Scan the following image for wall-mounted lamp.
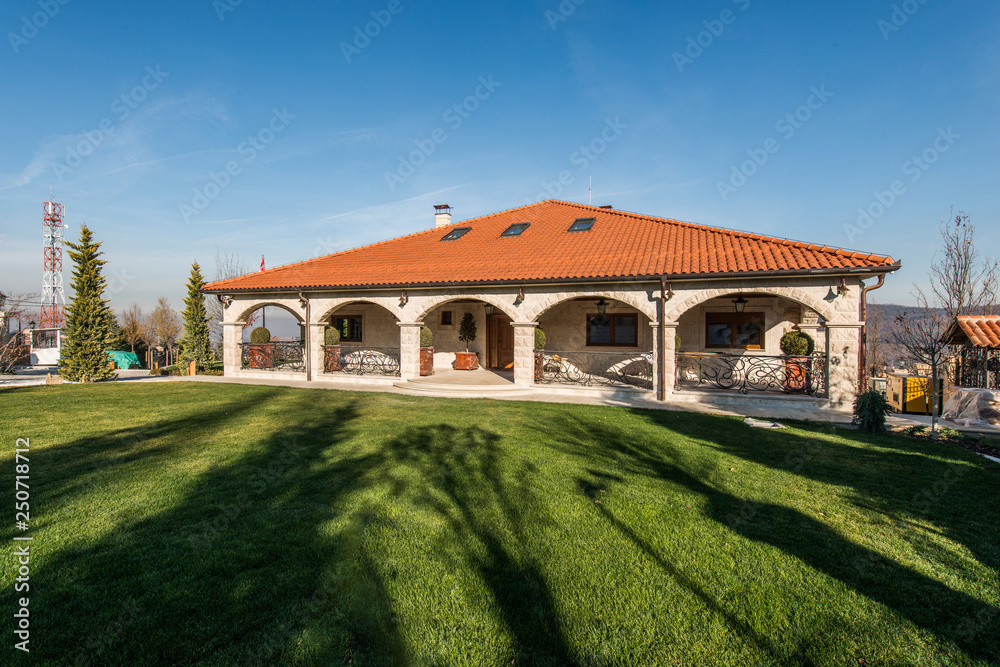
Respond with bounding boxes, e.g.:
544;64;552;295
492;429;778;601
596;298;608;317
28;320;36;330
732;296;748;314
298;292;307;309
484;303;494;316
516;287;526;304
837;278;849;296
218;295;233;309
667;284;675;300
399;290;408;306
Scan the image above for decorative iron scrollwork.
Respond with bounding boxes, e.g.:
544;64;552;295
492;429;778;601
324;346;401;377
676;353;827;395
536;350;653;389
239;342;305;373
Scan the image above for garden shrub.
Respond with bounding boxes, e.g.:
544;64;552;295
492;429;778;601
853;390;890;433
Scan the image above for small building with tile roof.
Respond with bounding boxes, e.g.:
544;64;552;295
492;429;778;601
203;200;900;409
943;315;1000;390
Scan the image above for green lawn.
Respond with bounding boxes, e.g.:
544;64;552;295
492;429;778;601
1;383;998;666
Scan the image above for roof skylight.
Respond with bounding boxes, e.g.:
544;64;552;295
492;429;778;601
441;227;472;241
501;222;530;237
568;217;595;232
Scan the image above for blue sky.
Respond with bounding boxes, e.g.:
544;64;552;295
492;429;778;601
1;0;997;317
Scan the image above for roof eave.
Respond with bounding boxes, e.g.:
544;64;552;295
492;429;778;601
202;263;902;295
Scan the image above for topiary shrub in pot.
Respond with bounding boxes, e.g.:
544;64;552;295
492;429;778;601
324;326;342;372
419;326;434;376
455;312;479;370
247;326;273;368
533;328;547;382
780;330;815;393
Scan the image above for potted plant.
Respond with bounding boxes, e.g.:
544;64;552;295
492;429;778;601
533;327;547;382
420;326;434;376
324;326;342;372
780;330;815;393
247;326;272;369
455;312;479;370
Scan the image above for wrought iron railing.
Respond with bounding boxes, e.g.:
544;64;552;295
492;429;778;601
535;350;653;389
675;353;827;396
324;346;400;377
239;342;305;373
955;344;1000;390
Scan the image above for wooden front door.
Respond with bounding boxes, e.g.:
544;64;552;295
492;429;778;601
488;315;515;370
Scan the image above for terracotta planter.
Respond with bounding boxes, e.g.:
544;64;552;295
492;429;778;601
324;346;342;372
247;344;274;369
420;347;434;376
534;351;544;382
455;351;480;371
784;356;809;393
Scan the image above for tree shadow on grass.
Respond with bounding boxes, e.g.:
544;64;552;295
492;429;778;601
382;424;575;666
2;390;411;665
547;410;1000;663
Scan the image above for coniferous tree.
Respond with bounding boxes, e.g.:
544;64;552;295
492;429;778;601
178;262;214;370
60;225;115;382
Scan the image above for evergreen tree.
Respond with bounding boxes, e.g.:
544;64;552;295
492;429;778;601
60;225;115;382
106;312;128;351
178;262;214;370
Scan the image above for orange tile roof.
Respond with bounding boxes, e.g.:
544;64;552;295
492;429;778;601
945;315;1000;348
203;200;900;293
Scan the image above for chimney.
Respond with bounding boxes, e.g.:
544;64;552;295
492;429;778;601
434;204;453;228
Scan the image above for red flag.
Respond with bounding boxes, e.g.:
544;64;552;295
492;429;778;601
260;255;265;272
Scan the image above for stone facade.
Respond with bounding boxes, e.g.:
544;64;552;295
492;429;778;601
219;276;865;410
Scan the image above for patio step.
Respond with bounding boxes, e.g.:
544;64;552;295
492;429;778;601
392;380;532;399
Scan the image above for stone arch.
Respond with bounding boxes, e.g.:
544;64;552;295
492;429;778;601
664;286;838;324
314;299;401;325
414;295;519;322
524;290;657;322
234;300;306;325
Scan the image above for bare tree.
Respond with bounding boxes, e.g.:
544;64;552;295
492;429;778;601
1;292;41;331
206;248;255;341
892;210;997;439
930;211;998;320
149;297;181;366
119;303;145;353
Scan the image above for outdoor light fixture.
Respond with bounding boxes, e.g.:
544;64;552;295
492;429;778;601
667;284;675;300
596;298;608;317
837;278;849;296
516;287;526;304
298;292;307;309
484;303;494;316
732;296;748;314
28;320;36;330
399;290;408;306
219;295;233;309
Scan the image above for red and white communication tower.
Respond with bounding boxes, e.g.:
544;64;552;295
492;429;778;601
40;198;67;329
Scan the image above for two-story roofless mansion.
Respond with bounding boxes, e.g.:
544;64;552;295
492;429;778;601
203;200;900;411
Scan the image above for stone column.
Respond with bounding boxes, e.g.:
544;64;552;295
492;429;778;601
308;323;326;380
398;322;423;380
652;321;679;399
222;322;244;375
512;322;539;387
825;322;864;409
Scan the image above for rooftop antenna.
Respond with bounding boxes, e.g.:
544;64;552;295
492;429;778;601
589;177;592;206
